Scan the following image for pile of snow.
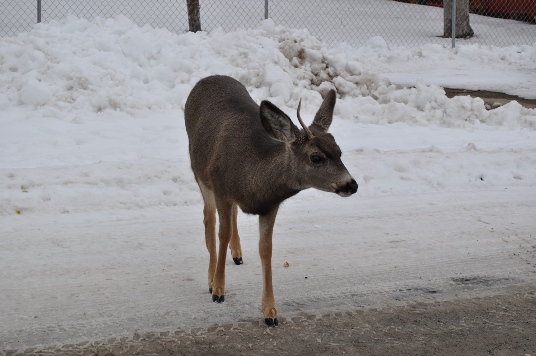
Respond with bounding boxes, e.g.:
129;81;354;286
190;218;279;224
1;16;536;217
1;16;535;124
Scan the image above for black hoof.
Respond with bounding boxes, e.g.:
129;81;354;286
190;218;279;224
233;257;243;265
264;318;278;327
212;294;224;303
209;288;212;294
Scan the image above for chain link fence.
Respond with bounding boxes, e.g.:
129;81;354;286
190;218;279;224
1;0;535;47
1;1;37;37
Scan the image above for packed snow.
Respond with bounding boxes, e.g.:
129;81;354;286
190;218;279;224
1;14;535;351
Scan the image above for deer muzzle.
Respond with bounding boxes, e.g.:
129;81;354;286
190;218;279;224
335;178;358;197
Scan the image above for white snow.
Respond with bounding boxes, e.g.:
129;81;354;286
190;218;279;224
1;13;535;351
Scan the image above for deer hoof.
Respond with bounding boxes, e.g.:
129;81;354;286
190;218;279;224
264;318;278;327
212;294;225;303
209;288;212;294
233;257;243;265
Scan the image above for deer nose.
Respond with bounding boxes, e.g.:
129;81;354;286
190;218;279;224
336;178;358;197
346;179;358;194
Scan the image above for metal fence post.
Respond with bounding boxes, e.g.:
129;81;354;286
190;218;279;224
37;0;42;23
451;0;456;48
265;0;269;19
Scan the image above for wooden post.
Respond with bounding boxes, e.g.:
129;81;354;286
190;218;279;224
186;0;201;32
444;0;474;41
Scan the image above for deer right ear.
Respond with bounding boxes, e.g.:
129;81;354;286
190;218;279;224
312;89;336;132
260;101;300;143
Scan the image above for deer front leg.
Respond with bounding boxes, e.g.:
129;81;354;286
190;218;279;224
212;199;233;303
203;205;217;293
198;181;217;293
259;206;279;327
229;204;243;265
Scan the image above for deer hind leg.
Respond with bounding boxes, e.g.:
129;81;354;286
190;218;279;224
229;204;243;265
259;205;279;327
198;181;217;294
211;198;233;303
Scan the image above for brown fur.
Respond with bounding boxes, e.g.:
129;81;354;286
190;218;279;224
184;75;357;326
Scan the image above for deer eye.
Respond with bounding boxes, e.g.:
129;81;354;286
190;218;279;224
310;153;325;164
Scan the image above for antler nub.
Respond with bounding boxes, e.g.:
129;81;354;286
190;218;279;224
297;99;314;140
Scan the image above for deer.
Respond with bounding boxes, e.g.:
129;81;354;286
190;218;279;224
184;75;358;327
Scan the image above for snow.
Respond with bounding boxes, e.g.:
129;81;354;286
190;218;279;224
1;13;536;351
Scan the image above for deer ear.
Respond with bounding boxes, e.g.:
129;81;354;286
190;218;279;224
311;89;336;132
260;101;300;143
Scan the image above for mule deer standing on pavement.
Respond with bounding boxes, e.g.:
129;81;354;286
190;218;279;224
184;75;358;326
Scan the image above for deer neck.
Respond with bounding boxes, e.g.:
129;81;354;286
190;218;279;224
237;143;302;215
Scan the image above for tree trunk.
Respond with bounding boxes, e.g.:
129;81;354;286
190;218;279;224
443;0;474;38
186;0;201;32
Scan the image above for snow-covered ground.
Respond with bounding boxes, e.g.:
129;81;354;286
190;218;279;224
1;14;536;351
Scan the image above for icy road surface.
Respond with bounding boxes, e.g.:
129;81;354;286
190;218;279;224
2;188;535;349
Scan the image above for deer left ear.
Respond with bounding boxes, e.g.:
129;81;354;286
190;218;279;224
260;101;301;143
311;89;336;132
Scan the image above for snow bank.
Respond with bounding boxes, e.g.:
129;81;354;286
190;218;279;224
1;16;535;127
